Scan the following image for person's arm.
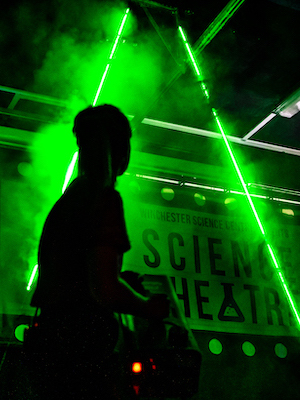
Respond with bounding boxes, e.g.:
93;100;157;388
88;245;169;319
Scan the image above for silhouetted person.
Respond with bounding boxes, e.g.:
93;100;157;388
26;105;169;399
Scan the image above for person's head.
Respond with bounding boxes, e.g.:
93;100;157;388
73;104;132;185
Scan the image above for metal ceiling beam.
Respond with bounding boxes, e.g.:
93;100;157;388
0;85;68;109
242;113;277;140
242;87;300;140
0;107;56;124
1;86;299;157
141;117;300;156
131;0;246;124
0;125;35;150
194;0;246;56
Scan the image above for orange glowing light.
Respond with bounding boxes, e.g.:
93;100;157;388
132;362;143;374
133;385;140;395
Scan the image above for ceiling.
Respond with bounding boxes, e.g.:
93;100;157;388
0;0;300;194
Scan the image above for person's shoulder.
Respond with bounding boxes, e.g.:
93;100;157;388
106;186;121;197
64;176;88;193
64;180;123;210
48;177;90;217
101;186;122;206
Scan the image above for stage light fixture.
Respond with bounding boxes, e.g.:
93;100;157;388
276;87;300;118
194;193;206;206
161;187;175;201
127;348;201;398
243;88;300;140
281;209;294;216
132;362;143;374
224;197;237;210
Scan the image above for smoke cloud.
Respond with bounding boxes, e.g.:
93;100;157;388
0;0;210;316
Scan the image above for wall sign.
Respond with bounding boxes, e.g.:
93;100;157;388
123;201;300;337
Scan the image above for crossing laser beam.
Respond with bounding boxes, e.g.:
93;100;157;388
92;8;130;106
26;9;130;292
178;26;210;101
26;264;38;291
62;151;79;193
178;25;300;329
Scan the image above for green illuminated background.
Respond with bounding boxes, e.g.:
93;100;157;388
1;1;300;398
0;0;299;332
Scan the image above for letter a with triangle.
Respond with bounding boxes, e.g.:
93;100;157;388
218;283;245;322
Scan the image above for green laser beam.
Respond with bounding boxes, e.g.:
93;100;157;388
62;151;79;193
178;27;201;77
93;65;110;108
135;2;242;123
194;0;246;56
212;108;266;235
26;264;38;291
212;108;300;327
26;151;79;291
178;27;210;101
26;9;130;292
267;244;300;325
178;25;300;329
92;8;130;107
109;8;130;59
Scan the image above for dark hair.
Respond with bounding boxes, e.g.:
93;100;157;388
73;104;132;184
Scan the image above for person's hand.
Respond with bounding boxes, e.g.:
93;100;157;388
145;294;170;319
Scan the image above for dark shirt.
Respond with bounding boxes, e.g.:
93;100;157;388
30;176;131;309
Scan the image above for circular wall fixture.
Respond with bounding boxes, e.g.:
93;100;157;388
194;193;206;206
274;343;287;359
161;187;175;201
208;338;223;355
242;341;256;357
15;324;29;342
18;162;33;177
224;197;237;210
129;180;141;194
